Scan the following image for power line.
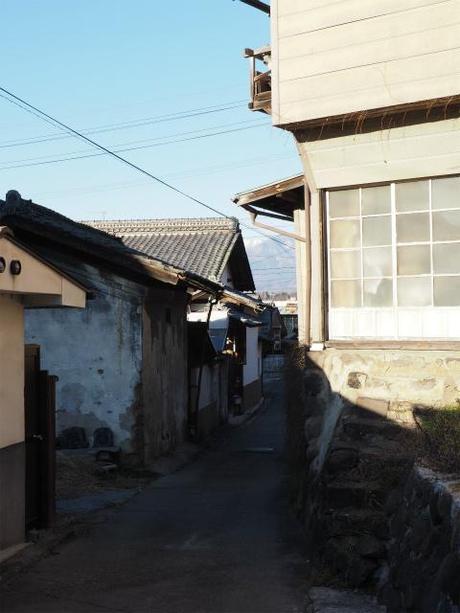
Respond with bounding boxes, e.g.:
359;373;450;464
0;100;247;150
0;86;295;251
0;119;268;170
31;152;297;199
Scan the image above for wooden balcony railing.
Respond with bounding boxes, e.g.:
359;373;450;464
244;46;271;114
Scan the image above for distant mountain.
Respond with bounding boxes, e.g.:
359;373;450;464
244;236;297;293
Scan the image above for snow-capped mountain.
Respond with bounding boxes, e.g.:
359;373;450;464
244;236;297;293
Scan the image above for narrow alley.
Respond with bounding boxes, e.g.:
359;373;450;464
1;377;309;613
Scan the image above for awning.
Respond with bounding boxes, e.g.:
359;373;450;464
228;309;262;328
232;174;304;222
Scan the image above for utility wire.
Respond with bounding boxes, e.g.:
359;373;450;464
0;87;295;251
0;100;246;150
0;119;267;170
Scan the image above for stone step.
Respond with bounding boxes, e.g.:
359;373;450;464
323;508;389;540
325;442;414;477
306;587;386;612
325;480;387;509
323;535;386;587
342;417;403;441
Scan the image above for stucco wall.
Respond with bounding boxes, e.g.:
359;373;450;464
25;263;144;452
0;296;24;450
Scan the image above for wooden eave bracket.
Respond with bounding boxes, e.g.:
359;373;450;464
249;211;306;243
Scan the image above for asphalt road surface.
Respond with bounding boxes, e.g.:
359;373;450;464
1;377;308;613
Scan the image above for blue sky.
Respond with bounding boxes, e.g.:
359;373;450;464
0;0;299;289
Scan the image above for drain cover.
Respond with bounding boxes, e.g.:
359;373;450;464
243;447;275;453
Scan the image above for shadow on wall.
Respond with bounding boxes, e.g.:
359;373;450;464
284;346;460;611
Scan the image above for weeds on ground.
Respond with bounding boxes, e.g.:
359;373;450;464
415;402;460;473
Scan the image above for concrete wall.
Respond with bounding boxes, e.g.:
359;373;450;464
25;263;144;453
271;0;460;126
142;286;188;465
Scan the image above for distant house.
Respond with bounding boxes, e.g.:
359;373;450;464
259;305;284;353
274;300;298;340
88;218;265;416
0;221;86;558
0;192;220;467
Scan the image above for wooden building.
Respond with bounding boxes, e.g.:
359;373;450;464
0;221;86;559
236;1;460;413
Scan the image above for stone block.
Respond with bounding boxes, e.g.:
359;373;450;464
356;397;389;418
347;371;368;389
325;448;360;474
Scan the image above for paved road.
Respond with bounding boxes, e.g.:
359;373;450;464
1;378;308;613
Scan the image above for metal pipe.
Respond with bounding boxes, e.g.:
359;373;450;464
237;0;270;15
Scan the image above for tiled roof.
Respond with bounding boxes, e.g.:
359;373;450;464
86;217;255;290
0;192;220;292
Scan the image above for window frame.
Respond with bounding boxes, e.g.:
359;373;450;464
324;174;460;341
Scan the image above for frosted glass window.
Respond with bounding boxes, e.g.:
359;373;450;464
396;213;430;243
329;190;359;218
364;279;392;307
362;186;390;215
395;180;429;212
327;177;460;340
363;247;392;278
432;176;460;210
331;280;361;307
398;277;431;306
434;276;460;306
397;245;431;276
330;219;360;248
433;211;460;242
433;243;460;274
362;216;391;246
330;250;360;279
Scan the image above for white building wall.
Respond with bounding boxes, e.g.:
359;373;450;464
243;326;260;386
298;117;460;190
271;0;460;127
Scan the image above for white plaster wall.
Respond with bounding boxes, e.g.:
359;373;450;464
24;264;143;450
243;327;260;386
0;296;24;449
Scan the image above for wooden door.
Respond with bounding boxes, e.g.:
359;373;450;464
24;345;56;530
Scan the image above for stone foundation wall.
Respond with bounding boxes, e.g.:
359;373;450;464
286;345;460;594
381;467;460;612
309;348;460;426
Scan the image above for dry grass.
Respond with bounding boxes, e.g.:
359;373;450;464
56;452;153;499
416;403;460;473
